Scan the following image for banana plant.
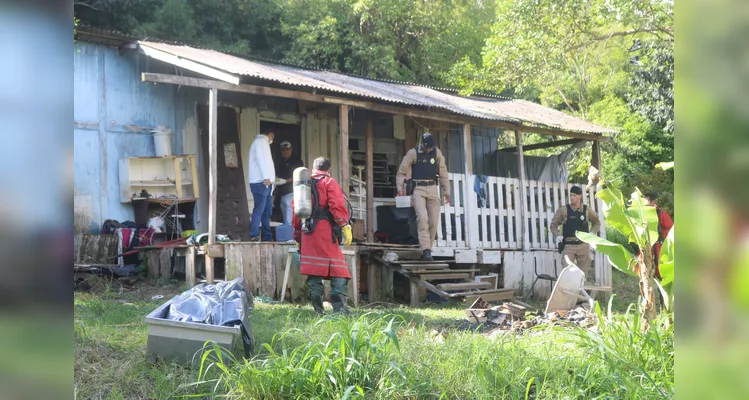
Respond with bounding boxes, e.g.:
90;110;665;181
576;179;674;332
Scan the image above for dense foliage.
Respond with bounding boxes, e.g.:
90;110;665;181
76;0;673;195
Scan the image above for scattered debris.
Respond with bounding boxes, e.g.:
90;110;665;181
461;297;597;337
151;295;164;301
383;252;399;263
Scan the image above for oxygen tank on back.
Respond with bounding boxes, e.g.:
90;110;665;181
293;167;313;219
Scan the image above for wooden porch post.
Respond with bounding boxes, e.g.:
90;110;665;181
206;88;218;283
463;124;479;249
514;130;528;251
365;119;374;243
339;105;350;195
591;140;601;172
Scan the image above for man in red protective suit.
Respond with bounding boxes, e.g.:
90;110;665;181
293;157;353;315
644;191;674;279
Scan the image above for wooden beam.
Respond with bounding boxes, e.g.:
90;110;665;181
365;119;374;243
515;130;528;251
500;138;585;152
141;73;613;141
139;45;240;85
463;123;479;249
339;105;350;196
591;140;601;171
206;88;218;284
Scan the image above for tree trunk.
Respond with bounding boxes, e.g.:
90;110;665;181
637;243;658;332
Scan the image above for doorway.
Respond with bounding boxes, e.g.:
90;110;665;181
263;120;302;224
197;105;251;241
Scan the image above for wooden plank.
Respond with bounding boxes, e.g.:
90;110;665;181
206;88;218;284
455;175;464;246
497;178;508;248
159;249;172;278
185;246;196;287
174;157;183;199
410;280;420;307
477;250;502;264
499;138;585;152
390;259;455;264
394;270;450;298
436;281;492;291
410;268;479;274
592;140;601;171
147;251;161;278
190;154;200;199
515;131;527;251
465;291;515;303
398;263;451;269
142;74;613;141
365;120;374;243
204;244;224;258
339;105;350;193
366;255;381;302
455;249;477;263
542;181;552;249
447;288;515;298
528;180;538;248
417;273;470;280
139;46;241;85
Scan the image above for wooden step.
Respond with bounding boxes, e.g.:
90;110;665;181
391;260;455;264
410;268;479;274
466;291;515;303
446;288;515;298
436;281;492;291
399;263;450;269
417;273;471;280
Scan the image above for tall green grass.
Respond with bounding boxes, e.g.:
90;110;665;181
185;300;674;399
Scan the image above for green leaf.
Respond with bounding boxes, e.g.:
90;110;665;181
658;225;675;286
576;231;636;275
658;261;674;286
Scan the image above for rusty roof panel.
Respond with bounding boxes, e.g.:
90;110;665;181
138;41;614;135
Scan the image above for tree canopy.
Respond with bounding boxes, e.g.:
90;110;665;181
75;0;673;201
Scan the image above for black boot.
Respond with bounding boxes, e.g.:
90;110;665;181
331;294;351;316
421;249;433;261
311;295;325;316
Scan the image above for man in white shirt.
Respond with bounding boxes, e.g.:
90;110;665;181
248;128;276;241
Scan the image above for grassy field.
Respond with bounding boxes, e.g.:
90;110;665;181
74;273;671;399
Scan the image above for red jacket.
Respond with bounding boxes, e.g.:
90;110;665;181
653;204;674;278
292;171;351;279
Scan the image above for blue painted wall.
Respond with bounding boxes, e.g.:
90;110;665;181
74;41;201;232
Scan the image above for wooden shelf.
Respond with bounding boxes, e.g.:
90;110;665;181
120;155;199;203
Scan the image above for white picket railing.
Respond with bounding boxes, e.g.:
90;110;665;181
437;174;607;250
435;173;467;247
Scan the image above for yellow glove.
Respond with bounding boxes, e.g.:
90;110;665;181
342;225;352;246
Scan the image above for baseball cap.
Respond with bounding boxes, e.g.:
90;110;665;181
421;132;435;147
280;141;292;149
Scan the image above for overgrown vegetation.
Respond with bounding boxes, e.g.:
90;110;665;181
75;281;672;399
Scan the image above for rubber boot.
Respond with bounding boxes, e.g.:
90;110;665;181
331;294;351;316
421;249;433;261
311;295;325;316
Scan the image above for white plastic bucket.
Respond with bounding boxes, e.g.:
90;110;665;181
395;195;411;208
152;129;172;156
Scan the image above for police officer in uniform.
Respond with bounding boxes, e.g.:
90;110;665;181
550;185;601;279
396;132;450;261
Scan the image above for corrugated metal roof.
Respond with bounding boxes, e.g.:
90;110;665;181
138;40;615;135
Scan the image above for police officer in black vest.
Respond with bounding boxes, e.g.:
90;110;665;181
550;185;601;279
396;132;451;261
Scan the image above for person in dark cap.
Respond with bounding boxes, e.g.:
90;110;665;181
275;141;304;225
550;185;601;280
396;132;450;261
